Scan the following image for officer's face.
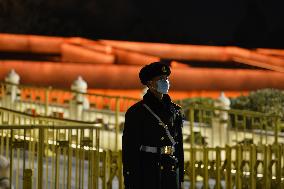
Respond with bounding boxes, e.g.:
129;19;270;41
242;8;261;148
147;75;169;90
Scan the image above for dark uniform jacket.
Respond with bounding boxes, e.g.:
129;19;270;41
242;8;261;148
122;90;184;189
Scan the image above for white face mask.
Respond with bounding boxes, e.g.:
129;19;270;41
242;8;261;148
156;79;170;94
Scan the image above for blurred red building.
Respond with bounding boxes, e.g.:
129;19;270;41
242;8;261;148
1;33;284;99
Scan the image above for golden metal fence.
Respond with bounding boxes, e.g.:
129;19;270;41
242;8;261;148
185;144;284;189
0;82;138;151
2;82;284;150
0;82;138;115
186;104;283;148
0;107;102;189
2;82;284;189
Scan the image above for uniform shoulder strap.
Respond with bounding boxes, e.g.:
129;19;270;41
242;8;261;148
143;104;163;123
142;104;176;146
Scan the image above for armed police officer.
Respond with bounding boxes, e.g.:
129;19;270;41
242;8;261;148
122;62;184;189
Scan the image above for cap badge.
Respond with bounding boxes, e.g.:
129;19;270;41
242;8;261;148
162;66;167;73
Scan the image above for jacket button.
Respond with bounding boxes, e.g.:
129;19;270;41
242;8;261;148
160;166;164;170
160;137;164;140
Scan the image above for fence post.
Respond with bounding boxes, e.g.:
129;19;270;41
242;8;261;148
263;145;271;189
37;127;44;189
216;147;221;189
118;150;123;189
189;106;195;148
190;147;196;189
276;144;282;188
9;129;14;189
23;169;33;189
67;130;72;189
225;145;232;189
250;144;256;189
115;97;120;151
189;106;196;189
203;147;209;189
93;128;100;189
101;151;107;189
236;145;242;189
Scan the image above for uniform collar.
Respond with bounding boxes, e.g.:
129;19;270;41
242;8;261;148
143;90;173;112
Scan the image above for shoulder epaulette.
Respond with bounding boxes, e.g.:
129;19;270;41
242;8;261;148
172;102;182;110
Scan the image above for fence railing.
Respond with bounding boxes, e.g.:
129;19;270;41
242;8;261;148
0;106;102;189
0;82;138;151
0;82;138;114
184;144;284;189
1;84;284;188
185;104;283;148
2;82;284;149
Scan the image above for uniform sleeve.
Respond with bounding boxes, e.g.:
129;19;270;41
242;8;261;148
176;110;184;182
122;108;142;189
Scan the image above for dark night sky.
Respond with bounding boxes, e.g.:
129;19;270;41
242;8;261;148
1;0;284;48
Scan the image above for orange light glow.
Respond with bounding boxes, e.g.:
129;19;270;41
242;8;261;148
0;33;284;100
61;43;115;64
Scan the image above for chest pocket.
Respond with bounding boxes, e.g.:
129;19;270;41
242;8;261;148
142;104;177;147
141;115;165;144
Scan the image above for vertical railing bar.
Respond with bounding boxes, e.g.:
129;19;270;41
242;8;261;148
276;144;281;188
263;145;269;189
63;145;67;188
16;147;20;189
190;147;196;189
38;125;44;189
216;147;221;189
9;129;14;189
203;147;209;189
118;150;123;189
236;145;242;189
67;129;72;189
76;129;79;189
82;139;85;189
55;129;60;189
50;125;55;188
226;145;232;189
250;144;256;189
94;128;100;189
88;129;93;189
45;126;49;189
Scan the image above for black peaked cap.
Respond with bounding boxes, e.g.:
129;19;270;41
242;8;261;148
139;62;171;85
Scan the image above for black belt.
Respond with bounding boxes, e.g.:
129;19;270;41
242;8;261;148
140;145;175;155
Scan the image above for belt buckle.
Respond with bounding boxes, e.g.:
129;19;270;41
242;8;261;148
162;146;173;155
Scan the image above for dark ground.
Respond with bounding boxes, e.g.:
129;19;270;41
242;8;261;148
0;0;284;48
